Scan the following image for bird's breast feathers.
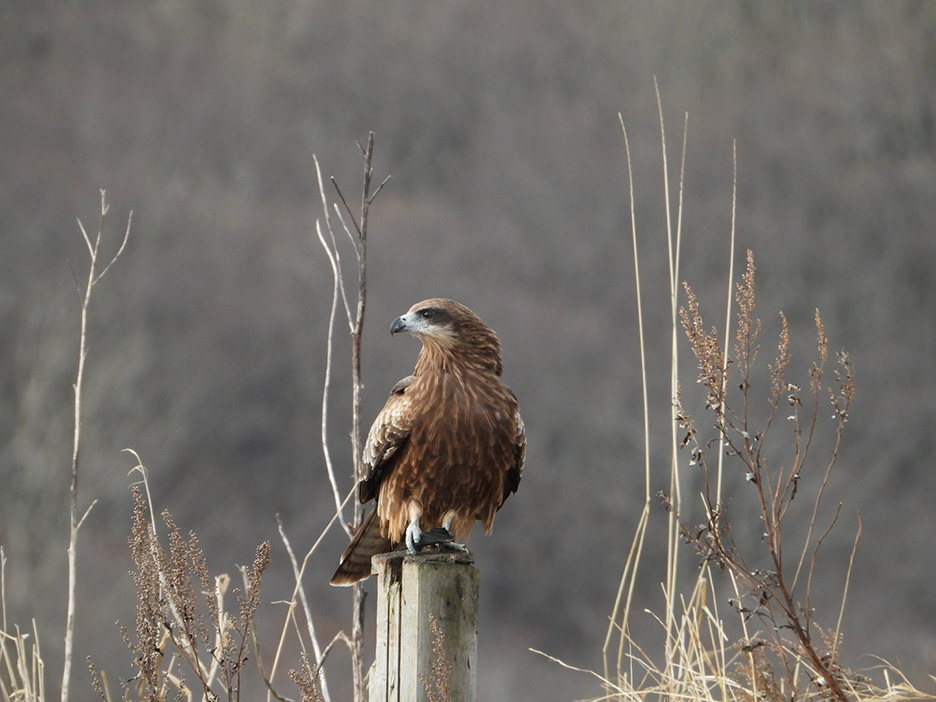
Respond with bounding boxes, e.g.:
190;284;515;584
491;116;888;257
367;369;521;543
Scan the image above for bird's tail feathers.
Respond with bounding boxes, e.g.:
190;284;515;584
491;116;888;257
329;509;392;586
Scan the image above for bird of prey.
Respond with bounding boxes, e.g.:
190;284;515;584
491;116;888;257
330;298;525;586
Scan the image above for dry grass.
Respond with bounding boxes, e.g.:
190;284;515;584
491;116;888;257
1;548;45;702
288;653;326;702
88;462;271;702
588;96;933;702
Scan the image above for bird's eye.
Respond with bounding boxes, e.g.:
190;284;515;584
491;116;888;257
419;309;435;320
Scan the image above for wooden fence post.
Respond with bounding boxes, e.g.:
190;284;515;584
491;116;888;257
368;549;478;702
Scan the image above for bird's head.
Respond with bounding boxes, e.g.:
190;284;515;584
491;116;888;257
391;298;502;372
391;299;471;345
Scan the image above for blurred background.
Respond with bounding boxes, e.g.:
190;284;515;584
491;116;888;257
2;2;934;699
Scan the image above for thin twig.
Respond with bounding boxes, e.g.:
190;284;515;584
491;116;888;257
63;190;131;702
314;156;352;327
833;473;860;654
715;141;737;508
314;217;353;537
347;132;379;702
292;136;386;702
273;515;338;702
265;488;353;702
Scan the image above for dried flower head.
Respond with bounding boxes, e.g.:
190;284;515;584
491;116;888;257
734;249;762;376
769;311;791;402
680;282;726;409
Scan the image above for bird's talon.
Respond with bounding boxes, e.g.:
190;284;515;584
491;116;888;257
405;517;423;554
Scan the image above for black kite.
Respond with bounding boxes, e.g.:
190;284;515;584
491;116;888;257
330;298;525;586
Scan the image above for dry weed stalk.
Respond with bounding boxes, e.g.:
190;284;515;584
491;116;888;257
288;653;325;702
603;83;696;697
675;250;857;700
602;111;655;691
589;101;930;702
103;468;270;702
1;548;46;702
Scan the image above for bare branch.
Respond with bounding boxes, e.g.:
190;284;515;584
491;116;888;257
274;517;332;702
74;499;98;531
266;487;353;702
314;156;353;329
330;178;360;240
94;210;133;285
370;174;391;204
834;513;862;660
346;132;379;702
63;191;131;702
77;217;94;260
332;203;360;268
313;218;352;536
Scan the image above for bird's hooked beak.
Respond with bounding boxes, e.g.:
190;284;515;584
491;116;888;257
390;315;409;335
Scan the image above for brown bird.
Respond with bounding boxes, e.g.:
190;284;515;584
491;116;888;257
330;298;525;586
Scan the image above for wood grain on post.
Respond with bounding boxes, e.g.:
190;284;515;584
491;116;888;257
368;549;478;702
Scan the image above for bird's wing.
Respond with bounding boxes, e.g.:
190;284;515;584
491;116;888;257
358;375;416;503
330;376;417;586
503;399;525;505
490;384;525;507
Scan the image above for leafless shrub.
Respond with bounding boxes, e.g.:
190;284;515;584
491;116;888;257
100;471;270;702
557;99;930;702
264;134;389;702
675;250;856;700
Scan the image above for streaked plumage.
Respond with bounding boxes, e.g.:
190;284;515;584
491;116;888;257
330;298;525;586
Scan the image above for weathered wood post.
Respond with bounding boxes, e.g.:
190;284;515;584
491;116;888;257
368;550;479;702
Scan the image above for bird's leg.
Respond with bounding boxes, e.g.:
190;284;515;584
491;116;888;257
405;513;423;554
